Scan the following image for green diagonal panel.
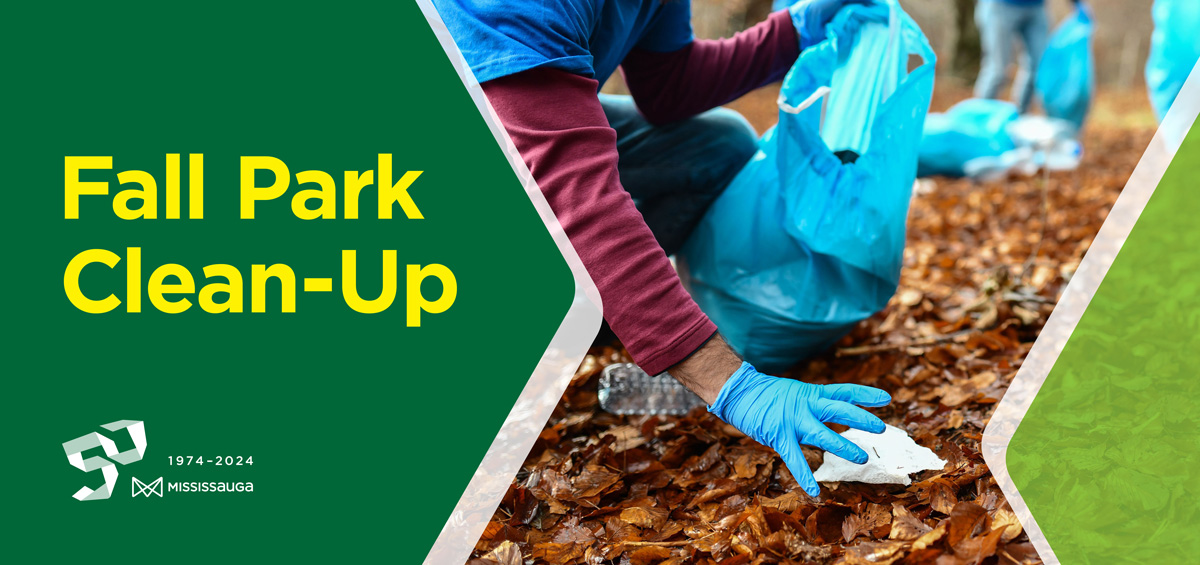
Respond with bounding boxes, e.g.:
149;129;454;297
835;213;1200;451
1006;117;1200;561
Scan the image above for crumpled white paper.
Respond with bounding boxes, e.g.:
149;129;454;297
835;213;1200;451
813;424;945;486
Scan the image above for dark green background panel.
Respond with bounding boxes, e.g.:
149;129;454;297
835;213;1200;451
1;2;574;562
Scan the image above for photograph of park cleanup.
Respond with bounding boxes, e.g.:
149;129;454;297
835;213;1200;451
444;0;1196;563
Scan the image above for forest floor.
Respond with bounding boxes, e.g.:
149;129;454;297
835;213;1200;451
469;84;1157;565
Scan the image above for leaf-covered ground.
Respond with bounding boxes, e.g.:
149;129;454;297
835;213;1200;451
469;106;1154;565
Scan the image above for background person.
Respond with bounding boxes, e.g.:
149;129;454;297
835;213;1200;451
974;0;1050;113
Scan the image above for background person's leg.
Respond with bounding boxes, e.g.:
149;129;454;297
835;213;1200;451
1012;4;1050;114
599;94;758;256
974;1;1017;101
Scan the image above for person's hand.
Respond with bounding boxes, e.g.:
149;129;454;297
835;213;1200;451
788;0;876;50
707;361;891;496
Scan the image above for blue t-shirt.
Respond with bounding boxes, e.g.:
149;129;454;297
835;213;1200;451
432;0;694;86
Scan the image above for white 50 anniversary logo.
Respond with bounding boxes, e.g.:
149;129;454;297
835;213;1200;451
61;420;147;501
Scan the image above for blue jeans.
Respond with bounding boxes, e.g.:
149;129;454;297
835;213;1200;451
599;94;759;255
974;1;1049;114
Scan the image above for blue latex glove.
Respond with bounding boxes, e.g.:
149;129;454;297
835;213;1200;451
789;0;876;50
708;362;891;496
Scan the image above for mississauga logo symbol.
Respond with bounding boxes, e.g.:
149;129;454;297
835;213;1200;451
132;476;163;497
129;476;254;497
61;420;147;501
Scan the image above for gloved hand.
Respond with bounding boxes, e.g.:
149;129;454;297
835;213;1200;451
708;361;891;496
789;0;877;50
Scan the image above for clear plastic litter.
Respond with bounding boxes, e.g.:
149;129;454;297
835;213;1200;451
919;102;1083;180
963;115;1083;181
597;363;706;416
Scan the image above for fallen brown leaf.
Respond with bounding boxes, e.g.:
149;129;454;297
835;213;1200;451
890;503;933;541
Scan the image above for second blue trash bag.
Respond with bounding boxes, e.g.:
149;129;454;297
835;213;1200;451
680;1;935;373
1036;4;1093;131
917;99;1019;178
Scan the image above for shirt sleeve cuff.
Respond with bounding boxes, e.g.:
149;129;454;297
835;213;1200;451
635;317;719;376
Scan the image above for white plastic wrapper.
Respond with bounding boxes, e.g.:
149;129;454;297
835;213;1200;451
813;424;945;486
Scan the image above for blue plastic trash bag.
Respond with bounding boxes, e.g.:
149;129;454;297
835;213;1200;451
680;1;935;373
1036;4;1093;131
917;98;1018;178
1147;0;1200;121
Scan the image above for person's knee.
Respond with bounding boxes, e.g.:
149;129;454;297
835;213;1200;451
693;108;759;184
599;94;643;133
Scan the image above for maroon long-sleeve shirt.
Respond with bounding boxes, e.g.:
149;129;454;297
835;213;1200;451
483;11;800;375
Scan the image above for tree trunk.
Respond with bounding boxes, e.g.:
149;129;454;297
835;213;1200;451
952;0;982;80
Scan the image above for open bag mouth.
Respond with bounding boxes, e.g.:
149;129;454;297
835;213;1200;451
776;0;936;163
